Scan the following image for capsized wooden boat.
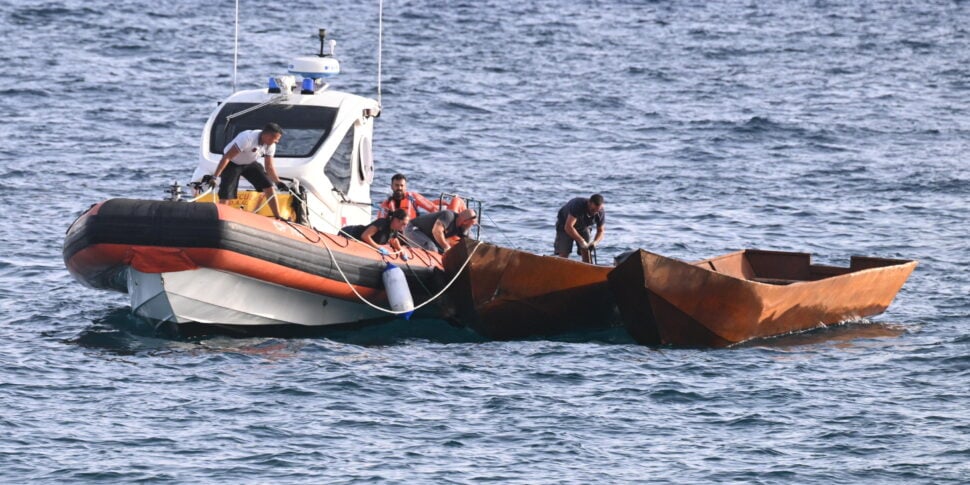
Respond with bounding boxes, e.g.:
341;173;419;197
441;240;618;339
608;249;917;347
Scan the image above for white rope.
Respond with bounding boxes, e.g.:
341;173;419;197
209;185;481;260
194;186;284;219
194;185;483;315
194;186;277;213
252;191;277;213
377;0;383;106
319;236;483;315
188;185;214;202
284;187;413;257
272;189;486;315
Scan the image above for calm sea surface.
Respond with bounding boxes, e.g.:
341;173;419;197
2;0;969;482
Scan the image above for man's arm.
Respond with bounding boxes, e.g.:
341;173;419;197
264;155;282;184
431;220;450;251
213;145;241;178
564;214;588;248
411;192;438;213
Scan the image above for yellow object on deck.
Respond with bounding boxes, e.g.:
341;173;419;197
194;190;295;220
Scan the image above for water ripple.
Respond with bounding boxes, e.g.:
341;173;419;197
2;0;969;482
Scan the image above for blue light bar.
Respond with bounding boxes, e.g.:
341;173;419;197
301;78;314;94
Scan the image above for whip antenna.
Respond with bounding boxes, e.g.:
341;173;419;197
232;0;239;93
377;0;384;106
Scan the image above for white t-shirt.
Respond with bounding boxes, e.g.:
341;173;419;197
224;130;277;165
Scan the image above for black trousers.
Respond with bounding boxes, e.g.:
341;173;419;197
218;162;272;200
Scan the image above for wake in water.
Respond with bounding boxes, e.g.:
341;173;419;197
70;307;908;354
69;307;492;352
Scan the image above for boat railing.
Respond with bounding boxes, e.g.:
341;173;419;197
438;192;484;240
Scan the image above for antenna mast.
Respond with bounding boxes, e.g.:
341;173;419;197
377;0;384;106
232;0;240;93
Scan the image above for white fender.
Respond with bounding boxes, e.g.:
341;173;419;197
382;263;414;319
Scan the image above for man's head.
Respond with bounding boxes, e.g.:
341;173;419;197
389;209;409;231
391;173;408;201
587;193;605;214
260;122;284;145
457;209;478;229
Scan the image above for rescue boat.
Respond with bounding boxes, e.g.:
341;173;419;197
63;32;452;335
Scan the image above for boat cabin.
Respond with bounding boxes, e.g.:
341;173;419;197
191;35;380;234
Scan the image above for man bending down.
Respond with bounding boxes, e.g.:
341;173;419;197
204;123;286;219
554;194;605;263
403;209;477;253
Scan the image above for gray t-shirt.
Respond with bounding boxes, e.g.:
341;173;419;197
410;210;468;239
556;197;605;231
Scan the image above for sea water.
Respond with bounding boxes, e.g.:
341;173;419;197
1;0;968;482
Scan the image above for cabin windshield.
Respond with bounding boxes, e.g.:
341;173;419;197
209;103;339;158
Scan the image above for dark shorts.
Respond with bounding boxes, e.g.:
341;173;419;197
554;226;591;256
218;162;272;200
403;224;440;252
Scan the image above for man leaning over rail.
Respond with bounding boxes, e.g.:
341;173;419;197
202;122;286;220
403;209;477;253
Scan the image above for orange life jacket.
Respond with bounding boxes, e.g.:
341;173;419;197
381;194;418;219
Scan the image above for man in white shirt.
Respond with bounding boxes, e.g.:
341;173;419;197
204;123;286;219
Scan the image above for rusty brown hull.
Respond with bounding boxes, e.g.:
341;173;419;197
442;240;617;339
608;249;917;347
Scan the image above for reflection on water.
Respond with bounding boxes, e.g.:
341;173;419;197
735;320;911;350
71;307;910;354
68;307;181;356
68;307;489;355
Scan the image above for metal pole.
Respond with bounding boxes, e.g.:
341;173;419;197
232;0;239;93
377;0;383;105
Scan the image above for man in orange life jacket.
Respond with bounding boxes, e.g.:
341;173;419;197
377;173;437;219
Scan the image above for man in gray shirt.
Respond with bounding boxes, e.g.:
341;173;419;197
403;209;478;253
555;194;605;262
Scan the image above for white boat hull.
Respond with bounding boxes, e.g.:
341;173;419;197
127;267;387;328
